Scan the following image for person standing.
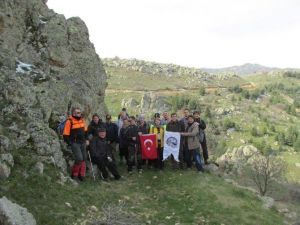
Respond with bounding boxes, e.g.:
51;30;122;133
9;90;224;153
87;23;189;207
126;116;142;173
89;128;121;181
180;108;189;128
105;114;118;160
193;111;209;164
161;111;170;125
181;115;204;172
166;113;185;169
119;119;130;165
137;115;148;135
117;111;128;136
87;113;105;139
149;117;165;170
63;107;89;181
137;115;149;167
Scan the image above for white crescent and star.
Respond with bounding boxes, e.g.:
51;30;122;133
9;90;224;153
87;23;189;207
144;139;153;151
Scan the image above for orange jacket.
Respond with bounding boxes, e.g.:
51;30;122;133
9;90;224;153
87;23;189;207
63;116;87;144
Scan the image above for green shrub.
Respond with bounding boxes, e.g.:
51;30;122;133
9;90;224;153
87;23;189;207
251;127;259;137
199;87;206;96
223;118;236;130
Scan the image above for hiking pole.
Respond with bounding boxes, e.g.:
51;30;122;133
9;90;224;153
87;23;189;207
87;150;96;181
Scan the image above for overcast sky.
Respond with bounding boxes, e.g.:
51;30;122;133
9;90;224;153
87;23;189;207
47;0;300;68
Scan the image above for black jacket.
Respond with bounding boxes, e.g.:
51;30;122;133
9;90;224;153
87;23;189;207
126;124;138;146
90;137;113;159
166;120;185;132
194;118;206;131
119;127;129;148
138;122;148;134
87;121;106;139
105;122;118;143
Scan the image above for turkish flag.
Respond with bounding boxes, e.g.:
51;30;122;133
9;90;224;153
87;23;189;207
139;134;157;159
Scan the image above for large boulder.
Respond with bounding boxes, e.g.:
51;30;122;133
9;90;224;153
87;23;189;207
140;92;171;113
216;145;259;174
0;0;107;176
0;197;36;225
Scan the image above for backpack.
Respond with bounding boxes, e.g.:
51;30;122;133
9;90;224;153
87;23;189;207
199;129;205;143
57;118;72;135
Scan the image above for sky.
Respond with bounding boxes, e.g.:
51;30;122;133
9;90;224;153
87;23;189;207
47;0;300;69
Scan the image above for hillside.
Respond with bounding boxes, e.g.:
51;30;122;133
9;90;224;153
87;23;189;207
0;162;286;225
201;63;278;76
104;58;300;224
1;1;299;225
103;57;255;116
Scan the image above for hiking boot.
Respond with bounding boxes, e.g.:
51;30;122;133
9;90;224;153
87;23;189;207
78;176;85;182
204;160;209;165
114;175;121;180
198;167;205;173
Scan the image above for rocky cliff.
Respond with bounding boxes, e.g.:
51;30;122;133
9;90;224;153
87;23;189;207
0;0;107;178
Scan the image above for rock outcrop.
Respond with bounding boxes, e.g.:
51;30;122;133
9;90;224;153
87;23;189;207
0;0;107;177
216;145;259;174
103;57;239;80
0;197;36;225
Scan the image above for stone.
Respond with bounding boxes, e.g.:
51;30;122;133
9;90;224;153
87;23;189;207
89;205;98;212
0;196;37;225
121;98;139;108
0;136;10;152
33;162;44;175
278;208;290;214
0;163;10;180
0;154;14;167
285;212;297;219
295;163;300;168
204;163;219;173
0;0;107;175
260;196;274;209
216;145;259;173
139;92;171;112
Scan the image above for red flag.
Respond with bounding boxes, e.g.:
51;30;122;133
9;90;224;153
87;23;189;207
140;134;157;159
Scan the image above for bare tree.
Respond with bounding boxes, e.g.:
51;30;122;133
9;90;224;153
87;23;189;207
247;153;286;196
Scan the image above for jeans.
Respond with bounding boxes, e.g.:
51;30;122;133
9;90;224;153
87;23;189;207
127;144;142;171
186;148;203;171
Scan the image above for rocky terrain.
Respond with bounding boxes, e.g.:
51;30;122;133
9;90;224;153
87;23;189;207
202;63;278;76
0;0;299;225
103;57;240;81
0;0;106;180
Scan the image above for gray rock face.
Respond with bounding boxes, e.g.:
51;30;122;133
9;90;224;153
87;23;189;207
140;92;170;113
216;145;259;174
121;98;139;108
0;196;37;225
0;153;14;179
0;162;10;179
33;161;44;174
0;0;107;177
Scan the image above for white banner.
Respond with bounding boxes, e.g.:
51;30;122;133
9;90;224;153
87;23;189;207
163;131;181;162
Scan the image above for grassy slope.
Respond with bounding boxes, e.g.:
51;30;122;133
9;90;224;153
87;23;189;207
106;67;246;91
105;67;300;184
1;67;299;224
0;162;284;225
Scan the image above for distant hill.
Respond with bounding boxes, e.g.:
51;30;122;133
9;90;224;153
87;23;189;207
201;63;279;76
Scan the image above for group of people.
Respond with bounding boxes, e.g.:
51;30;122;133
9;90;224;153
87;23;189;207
62;107;209;182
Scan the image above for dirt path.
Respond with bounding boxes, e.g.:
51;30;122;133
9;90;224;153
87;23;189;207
105;82;257;95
